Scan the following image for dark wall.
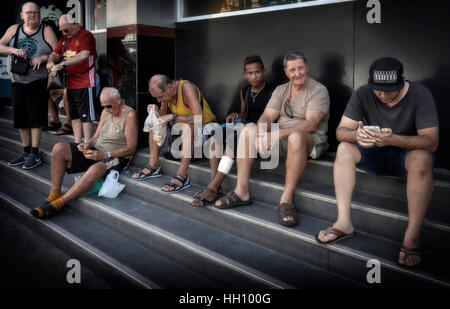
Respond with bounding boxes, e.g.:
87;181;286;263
175;0;450;169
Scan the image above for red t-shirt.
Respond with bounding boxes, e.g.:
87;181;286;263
54;28;97;89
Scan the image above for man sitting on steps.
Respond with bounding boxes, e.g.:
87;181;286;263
315;57;439;269
31;87;138;219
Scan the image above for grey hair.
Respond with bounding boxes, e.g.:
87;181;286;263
149;74;173;91
101;87;121;100
283;51;308;68
22;2;40;13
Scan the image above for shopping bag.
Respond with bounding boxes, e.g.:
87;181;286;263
98;170;125;198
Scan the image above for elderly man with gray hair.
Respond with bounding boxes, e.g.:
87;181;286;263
215;51;330;227
31;87;138;219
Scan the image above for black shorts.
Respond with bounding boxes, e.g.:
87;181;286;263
67;87;97;122
66;142;132;174
11;79;49;129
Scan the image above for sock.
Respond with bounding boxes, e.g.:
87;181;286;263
47;189;62;202
23;146;31;153
31;147;39;155
50;196;66;210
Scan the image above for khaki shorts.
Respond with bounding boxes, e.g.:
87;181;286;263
278;131;328;159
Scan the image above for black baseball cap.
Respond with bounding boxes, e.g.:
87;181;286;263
368;57;405;91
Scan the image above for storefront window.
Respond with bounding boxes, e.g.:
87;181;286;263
180;0;352;21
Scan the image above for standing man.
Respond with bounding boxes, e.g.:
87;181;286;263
215;51;330;227
0;2;58;169
46;14;97;144
316;57;439;268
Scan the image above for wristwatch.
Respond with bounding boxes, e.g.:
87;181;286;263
60;61;66;67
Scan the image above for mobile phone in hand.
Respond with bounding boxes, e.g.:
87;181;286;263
363;126;381;133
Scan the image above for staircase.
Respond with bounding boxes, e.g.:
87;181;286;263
0;105;449;289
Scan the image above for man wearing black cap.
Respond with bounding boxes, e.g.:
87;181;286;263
315;57;439;268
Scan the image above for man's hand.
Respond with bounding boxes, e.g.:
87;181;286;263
50;64;64;76
31;57;44;70
46;61;55;71
77;143;90;153
157;114;173;125
12;48;26;58
356;121;376;148
256;131;271;155
83;150;106;161
368;127;394;148
225;112;238;123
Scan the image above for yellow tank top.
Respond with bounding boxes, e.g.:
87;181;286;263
167;80;216;124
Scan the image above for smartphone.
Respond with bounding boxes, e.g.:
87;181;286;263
363;125;381;133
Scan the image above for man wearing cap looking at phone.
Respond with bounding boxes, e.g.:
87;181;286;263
316;57;439;268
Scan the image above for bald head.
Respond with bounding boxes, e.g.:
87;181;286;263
22;2;39;13
100;87;121;102
149;74;172;92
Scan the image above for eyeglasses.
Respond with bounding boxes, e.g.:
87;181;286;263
24;11;40;15
103;105;113;109
284;99;294;119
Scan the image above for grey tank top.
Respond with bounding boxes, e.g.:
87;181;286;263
8;24;52;84
95;107;133;155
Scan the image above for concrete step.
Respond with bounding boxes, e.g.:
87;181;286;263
131;150;450;252
0;172;216;289
0;148;361;289
1;135;448;288
1;120;449;252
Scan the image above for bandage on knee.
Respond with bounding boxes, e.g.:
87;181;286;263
218;156;234;175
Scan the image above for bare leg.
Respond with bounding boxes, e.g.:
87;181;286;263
71;119;83;143
19;128;31;147
82;121;94;142
63;89;72;124
63;162;107;203
280;131;314;223
215;124;256;206
31;128;42;148
132;131;161;178
50;142;73;191
317;142;359;242
398;150;433;266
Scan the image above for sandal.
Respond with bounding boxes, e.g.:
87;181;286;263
315;226;356;245
398;246;423;268
193;187;223;199
55;123;73;135
191;188;223;208
161;174;191;193
214;191;252;210
279;203;298;227
132;165;162;180
43;121;62;132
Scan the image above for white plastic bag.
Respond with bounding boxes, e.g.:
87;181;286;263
143;106;167;147
98;170;125;199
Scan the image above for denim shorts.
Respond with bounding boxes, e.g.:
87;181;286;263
356;145;410;178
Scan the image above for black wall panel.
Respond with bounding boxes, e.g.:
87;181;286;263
176;1;355;152
176;0;450;167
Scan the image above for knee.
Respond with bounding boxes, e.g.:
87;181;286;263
52;142;69;157
336;142;360;163
406;150;432;174
287;131;308;153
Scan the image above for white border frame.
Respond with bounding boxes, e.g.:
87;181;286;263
177;0;355;23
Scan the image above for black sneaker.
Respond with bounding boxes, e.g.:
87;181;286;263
31;201;58;219
22;153;42;170
8;152;29;166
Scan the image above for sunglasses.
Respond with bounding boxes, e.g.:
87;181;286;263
103;105;113;109
284;99;294;119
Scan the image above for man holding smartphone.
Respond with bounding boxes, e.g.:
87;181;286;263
315;57;439;268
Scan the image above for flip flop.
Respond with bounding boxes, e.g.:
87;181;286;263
214;191;252;210
398;246;423;268
279;203;298;227
315;226;356;245
191;188;223;208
